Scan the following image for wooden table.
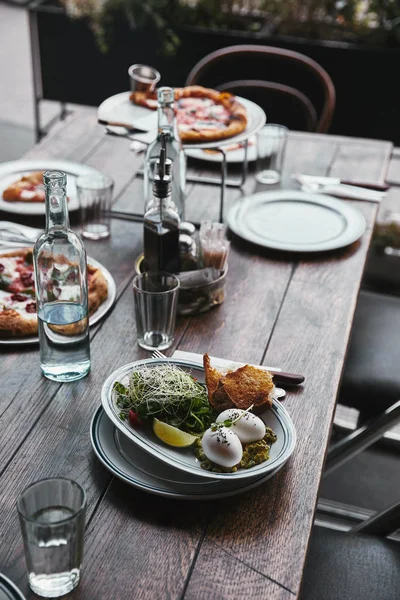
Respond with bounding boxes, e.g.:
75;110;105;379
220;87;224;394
0;108;393;599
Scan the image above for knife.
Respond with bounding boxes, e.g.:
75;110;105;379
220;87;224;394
296;173;389;192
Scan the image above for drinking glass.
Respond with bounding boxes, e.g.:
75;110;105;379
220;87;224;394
256;124;288;184
128;64;161;93
17;477;86;598
133;271;180;350
76;174;114;240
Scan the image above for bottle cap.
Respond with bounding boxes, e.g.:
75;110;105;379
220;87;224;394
158;87;174;106
153;157;172;198
43;170;67;189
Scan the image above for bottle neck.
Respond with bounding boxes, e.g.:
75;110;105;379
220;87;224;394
45;185;70;230
157;104;176;136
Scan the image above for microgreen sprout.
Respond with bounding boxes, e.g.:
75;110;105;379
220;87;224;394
210;404;255;432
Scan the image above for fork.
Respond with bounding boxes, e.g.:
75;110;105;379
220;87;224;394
151;349;168;360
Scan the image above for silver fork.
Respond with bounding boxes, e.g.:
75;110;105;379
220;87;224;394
151;350;168;360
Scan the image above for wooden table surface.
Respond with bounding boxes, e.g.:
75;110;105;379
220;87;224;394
0;108;393;600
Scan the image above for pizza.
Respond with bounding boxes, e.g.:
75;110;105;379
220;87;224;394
130;85;248;144
0;248;108;338
3;172;46;203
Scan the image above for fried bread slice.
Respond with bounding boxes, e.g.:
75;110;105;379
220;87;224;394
220;365;274;414
203;354;274;414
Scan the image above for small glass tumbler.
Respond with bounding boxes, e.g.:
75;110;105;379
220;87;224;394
76;174;114;240
128;64;161;93
17;477;87;598
256;124;288;185
133;271;180;351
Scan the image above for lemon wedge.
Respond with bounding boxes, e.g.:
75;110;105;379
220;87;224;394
153;418;197;448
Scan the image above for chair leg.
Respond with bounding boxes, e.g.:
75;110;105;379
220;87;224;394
324;400;400;477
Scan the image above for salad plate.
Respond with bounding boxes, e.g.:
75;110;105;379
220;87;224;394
0;574;26;600
101;358;296;481
91;407;284;499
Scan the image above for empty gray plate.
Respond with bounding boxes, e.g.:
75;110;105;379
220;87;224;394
227;190;366;252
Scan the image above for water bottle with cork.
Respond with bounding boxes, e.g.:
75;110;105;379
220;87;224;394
33;170;90;382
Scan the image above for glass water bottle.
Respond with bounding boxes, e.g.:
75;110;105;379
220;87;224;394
33;170;91;382
144;86;186;219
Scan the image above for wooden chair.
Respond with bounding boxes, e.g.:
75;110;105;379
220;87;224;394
185;44;336;133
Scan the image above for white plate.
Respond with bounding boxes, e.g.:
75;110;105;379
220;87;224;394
185;136;257;163
0;160;103;216
0;248;116;346
91;406;285;499
101;358;296;481
0;574;26;600
98;92;266;150
227;190;366;253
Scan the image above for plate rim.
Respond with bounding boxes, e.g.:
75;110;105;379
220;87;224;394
0;574;27;600
185;136;257;164
0;247;116;346
91;406;286;500
0;159;103;216
227;190;366;252
100;357;297;481
97;92;266;150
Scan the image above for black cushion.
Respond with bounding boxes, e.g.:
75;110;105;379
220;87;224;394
300;526;400;600
339;291;400;419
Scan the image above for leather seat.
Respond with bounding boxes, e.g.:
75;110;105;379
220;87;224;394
339;290;400;423
300;526;400;600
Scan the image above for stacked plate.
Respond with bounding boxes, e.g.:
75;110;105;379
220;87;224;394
92;358;297;500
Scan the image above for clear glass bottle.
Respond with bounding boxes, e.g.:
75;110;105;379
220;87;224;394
144;86;186;219
143;153;181;274
33;170;90;382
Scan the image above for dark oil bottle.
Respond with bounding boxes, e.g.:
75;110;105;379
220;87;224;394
143;151;181;273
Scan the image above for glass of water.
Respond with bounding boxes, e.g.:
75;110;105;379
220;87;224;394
256;124;288;184
133;271;180;351
76;174;114;240
17;478;86;598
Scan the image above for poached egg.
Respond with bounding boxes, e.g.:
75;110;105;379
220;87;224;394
216;409;266;444
201;426;243;468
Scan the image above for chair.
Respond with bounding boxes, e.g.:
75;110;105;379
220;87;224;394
300;500;400;600
185;44;336;133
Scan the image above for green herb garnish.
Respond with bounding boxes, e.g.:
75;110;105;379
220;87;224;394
113;364;215;434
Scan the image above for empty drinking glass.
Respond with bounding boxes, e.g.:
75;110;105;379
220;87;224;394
17;477;86;598
76;174;114;240
133;271;180;351
256;124;288;184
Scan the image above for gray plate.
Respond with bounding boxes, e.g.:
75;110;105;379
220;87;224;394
0;160;103;216
91;406;287;500
98;92;266;150
0;575;26;600
0;249;116;346
227;190;366;252
101;358;296;481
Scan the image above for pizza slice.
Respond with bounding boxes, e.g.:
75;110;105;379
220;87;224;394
0;249;109;338
130;85;248;144
3;172;46;203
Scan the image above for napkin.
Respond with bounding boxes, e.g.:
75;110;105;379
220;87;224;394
171;350;282;373
0;222;42;246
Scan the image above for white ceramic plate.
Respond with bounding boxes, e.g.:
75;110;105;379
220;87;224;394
185;136;257;163
0;574;26;600
91;406;285;499
0;248;116;346
0;160;103;216
227;190;366;253
98;92;266;150
101;358;296;481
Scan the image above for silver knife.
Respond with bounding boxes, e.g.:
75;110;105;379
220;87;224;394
296;173;389;192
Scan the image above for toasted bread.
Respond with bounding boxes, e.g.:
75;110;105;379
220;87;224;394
203;354;274;414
